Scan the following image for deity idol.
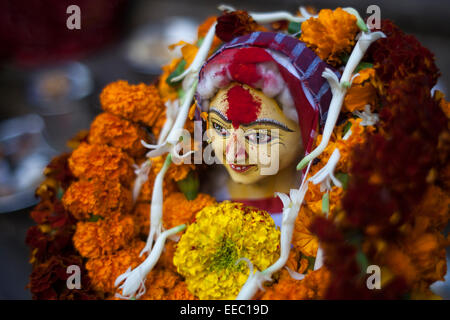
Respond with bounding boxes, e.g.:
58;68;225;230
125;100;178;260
195;32;334;225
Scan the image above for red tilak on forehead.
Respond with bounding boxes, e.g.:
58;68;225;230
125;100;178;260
226;85;261;129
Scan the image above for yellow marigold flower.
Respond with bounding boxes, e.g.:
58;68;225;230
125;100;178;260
100;80;164;127
69;142;134;186
62;179;132;220
173;201;280;300
86;240;145;294
163;192;216;229
259;268;330;300
343;68;378;112
88;112;147;157
300;8;359;66
73;215;135;258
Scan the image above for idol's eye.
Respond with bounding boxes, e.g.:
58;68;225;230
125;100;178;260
212;122;229;137
246;131;272;144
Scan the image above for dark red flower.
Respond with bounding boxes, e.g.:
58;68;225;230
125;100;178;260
28;255;98;300
216;10;261;42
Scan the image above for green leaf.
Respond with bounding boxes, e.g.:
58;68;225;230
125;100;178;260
342;121;352;136
288;21;302;34
321;192;330;214
177;170;199;200
335;172;349;190
355;62;373;73
88;215;103;222
342;81;351;89
303;255;316;271
177;87;186;101
56;187;64;200
340;53;350;64
166;59;186;86
196;37;204;47
356;250;369;276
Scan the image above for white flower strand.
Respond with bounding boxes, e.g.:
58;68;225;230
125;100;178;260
132;160;151;203
236;161;312;300
308;148;341;270
297;30;385;170
170;22;217;83
353;104;379;126
144;22;216;160
139;22;216;250
140;154;172;256
218;4;309;24
157;99;180;145
115;224;187;300
285;266;306;280
309;148;342;192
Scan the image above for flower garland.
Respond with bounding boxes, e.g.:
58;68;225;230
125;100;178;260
26;7;449;300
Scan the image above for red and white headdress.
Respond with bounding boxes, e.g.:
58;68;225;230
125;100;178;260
196;32;337;153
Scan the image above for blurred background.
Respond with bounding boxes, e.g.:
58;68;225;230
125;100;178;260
0;0;448;299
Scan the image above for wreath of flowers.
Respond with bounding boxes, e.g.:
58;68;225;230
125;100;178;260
26;6;449;300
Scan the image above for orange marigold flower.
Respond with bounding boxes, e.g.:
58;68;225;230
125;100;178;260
62;179;132;220
88;112;147;157
151;155;195;182
139;268;180;300
285;246;310;274
69;142;134;186
300;8;359;66
158;58;181;102
100;80;164;127
86;240;145;294
131;202;150;236
169;41;199;68
260;268;331;300
73;215;135;258
162;192;216;229
292;205;320;257
198;16;217;39
135;171;178;202
413;185;450;229
343;68;378;112
167;281;197;300
66;130;89;150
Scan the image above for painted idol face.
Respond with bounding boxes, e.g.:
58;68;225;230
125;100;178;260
207;83;303;184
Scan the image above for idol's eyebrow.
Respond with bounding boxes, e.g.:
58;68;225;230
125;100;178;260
209;108;231;123
241;118;294;132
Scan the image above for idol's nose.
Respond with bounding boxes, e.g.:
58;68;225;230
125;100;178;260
225;132;247;164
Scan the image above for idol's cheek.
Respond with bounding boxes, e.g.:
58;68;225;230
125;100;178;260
209;135;226;164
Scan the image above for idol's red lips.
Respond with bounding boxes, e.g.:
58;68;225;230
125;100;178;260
228;163;255;173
